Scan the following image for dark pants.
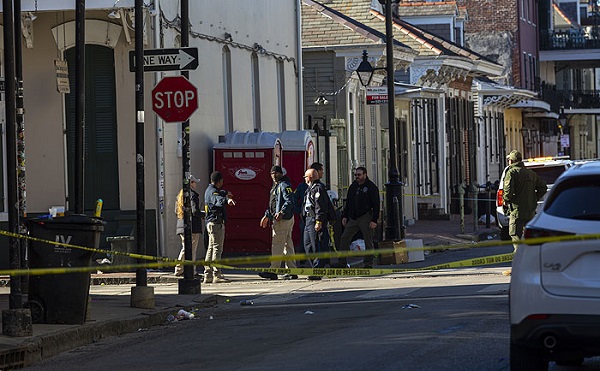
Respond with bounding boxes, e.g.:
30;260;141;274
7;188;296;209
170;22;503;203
339;212;374;266
303;216;330;268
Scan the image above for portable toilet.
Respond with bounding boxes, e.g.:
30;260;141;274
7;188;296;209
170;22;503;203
276;130;314;189
213;131;282;254
275;131;314;248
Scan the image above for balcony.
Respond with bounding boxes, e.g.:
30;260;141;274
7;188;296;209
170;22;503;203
540;29;600;50
541;88;600;112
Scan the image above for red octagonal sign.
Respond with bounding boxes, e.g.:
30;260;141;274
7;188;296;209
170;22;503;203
152;76;198;122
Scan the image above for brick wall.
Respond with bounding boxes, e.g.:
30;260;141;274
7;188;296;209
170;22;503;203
457;0;518;33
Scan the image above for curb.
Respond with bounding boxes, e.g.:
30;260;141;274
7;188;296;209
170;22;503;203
15;294;223;368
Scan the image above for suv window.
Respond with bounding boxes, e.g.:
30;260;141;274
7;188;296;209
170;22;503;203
544;177;600;220
529;165;568;185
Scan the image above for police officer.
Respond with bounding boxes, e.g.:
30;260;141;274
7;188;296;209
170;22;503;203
203;171;236;284
338;167;380;268
259;166;298;280
302;168;331;270
503;150;547;248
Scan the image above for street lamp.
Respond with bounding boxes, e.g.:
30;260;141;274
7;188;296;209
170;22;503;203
356;50;379;86
355;0;404;240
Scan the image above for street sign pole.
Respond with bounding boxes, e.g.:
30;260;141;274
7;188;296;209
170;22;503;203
178;0;200;295
130;0;155;309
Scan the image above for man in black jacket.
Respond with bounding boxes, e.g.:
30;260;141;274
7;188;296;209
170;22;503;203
338;167;380;268
259;166;297;280
303;168;332;269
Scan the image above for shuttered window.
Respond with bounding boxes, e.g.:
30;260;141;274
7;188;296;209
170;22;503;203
65;45;119;211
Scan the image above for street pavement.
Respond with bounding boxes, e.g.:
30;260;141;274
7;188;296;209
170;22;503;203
0;216;510;368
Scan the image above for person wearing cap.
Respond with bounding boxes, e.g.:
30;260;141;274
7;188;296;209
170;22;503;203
302;168;333;272
503;150;547;254
337;166;380;269
174;174;204;277
258;165;297;280
203;171;236;284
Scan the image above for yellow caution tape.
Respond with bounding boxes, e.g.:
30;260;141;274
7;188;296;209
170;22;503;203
215;252;515;277
0;227;598;277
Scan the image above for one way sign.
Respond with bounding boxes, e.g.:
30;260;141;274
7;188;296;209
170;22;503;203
129;47;199;72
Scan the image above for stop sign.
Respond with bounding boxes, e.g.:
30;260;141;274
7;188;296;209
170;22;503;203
152;76;198;122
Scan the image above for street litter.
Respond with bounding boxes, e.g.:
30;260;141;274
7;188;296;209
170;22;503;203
137;328;149;332
402;304;421;309
176;309;195;320
209;316;214;320
240;300;254;306
166;314;176;323
304;311;315;315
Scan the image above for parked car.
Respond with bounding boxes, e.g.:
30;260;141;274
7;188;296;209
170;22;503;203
495;156;572;240
509;160;600;370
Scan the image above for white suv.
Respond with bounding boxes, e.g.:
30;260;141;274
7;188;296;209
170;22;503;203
495;156;572;240
509;160;600;370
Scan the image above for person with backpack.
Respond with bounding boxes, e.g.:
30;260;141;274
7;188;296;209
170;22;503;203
258;166;298;280
337;167;380;268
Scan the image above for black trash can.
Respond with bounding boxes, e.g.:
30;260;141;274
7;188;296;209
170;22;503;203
26;214;105;324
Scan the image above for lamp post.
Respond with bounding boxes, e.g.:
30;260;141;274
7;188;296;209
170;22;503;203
355;0;404;240
557;106;571;157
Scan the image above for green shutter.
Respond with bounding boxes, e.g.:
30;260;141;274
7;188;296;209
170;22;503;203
65;45;119;211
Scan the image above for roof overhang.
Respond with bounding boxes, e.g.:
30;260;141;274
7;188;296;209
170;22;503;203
335;45;416;74
0;0;134;11
524;111;560;119
511;99;552;112
476;78;538;108
410;57;473;86
472;59;504;77
394;82;444;99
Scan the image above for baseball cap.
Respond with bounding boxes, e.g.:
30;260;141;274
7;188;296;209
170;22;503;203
508;150;522;161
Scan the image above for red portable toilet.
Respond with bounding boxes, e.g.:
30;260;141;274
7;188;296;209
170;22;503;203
276;131;314;247
277;130;314;189
213;131;282;255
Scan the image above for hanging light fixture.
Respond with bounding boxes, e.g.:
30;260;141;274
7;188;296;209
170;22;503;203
314;95;329;106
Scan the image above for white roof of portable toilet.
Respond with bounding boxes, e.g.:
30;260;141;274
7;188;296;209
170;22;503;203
214;131;281;149
276;130;312;151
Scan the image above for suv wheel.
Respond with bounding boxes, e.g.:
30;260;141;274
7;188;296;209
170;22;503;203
510;340;548;371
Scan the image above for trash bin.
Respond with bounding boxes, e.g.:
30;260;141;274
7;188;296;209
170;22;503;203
106;232;135;272
26;214;105;325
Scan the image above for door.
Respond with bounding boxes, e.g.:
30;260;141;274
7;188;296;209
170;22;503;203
65;45;119;211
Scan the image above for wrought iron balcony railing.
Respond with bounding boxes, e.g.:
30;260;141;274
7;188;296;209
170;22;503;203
541;88;600;111
540;29;600;50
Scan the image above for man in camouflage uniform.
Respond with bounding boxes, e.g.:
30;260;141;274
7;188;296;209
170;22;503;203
503;150;547;250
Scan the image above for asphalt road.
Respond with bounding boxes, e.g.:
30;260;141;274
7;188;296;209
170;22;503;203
24;274;600;371
27;283;511;370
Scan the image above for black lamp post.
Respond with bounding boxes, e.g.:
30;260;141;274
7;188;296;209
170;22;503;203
355;0;404;240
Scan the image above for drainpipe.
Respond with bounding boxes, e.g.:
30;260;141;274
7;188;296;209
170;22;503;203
296;0;304;130
153;0;166;258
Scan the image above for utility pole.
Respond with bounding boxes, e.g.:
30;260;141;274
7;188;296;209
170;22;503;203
131;0;156;309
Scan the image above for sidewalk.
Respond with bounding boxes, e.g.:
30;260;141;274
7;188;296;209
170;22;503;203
0;217;503;368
